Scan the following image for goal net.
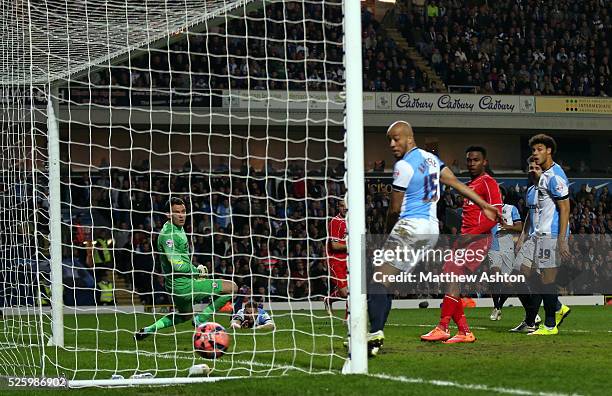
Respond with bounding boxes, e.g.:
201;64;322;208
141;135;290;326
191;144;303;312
0;0;366;386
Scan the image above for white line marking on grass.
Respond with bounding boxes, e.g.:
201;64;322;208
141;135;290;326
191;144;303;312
370;373;582;396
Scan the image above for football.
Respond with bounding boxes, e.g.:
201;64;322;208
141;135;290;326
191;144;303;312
193;322;231;359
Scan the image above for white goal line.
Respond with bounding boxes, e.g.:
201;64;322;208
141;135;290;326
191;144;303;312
370;373;582;396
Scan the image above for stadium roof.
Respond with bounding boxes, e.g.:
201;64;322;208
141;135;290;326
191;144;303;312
0;0;255;86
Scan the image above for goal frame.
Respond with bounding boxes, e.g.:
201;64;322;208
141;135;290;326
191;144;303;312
31;0;368;386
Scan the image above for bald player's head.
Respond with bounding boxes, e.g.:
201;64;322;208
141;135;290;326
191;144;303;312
386;121;416;159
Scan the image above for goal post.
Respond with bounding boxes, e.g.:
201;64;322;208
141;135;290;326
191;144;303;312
344;0;368;375
1;0;368;385
46;85;64;348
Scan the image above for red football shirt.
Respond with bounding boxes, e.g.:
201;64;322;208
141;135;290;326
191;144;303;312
327;215;347;262
461;173;502;234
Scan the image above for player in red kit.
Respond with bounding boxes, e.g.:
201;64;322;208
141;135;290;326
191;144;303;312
324;199;348;317
421;146;502;344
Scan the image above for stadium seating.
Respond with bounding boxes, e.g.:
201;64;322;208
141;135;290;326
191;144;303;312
86;5;429;92
398;0;611;96
65;167;611;303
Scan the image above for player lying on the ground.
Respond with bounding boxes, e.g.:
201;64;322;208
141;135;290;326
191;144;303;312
135;198;238;341
230;301;275;330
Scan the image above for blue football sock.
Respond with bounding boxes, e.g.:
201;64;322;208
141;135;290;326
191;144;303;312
368;283;390;333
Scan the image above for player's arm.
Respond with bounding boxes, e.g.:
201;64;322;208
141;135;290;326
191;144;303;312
230;319;243;329
386;160;410;234
159;234;199;275
556;198;571;259
255;311;275;330
516;212;530;249
502;221;523;233
386;190;404;234
501;206;523;233
328;219;347;252
440;167;501;223
330;241;346;251
557;199;570;238
230;310;244;329
255;321;276;331
550;175;571;259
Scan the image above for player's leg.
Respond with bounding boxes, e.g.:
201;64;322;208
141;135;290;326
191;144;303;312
443;294;475;344
421;249;463;342
494;246;515;312
367;264;393;353
530;237;567;335
507;263;541;332
193;279;238;326
528;270;557;335
555;298;571;327
439;235;490;343
325;261;348;317
421;283;458;341
325;287;348;318
422;235;469;341
422;236;474;342
373;219;439;351
488;250;503;320
509;238;541;332
135;297;192;340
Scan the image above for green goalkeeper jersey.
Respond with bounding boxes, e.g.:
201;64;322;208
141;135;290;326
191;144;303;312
157;221;199;291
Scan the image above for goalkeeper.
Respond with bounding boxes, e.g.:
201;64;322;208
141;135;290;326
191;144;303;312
135;197;237;340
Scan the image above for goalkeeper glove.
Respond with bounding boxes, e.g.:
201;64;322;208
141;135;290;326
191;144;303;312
196;264;208;278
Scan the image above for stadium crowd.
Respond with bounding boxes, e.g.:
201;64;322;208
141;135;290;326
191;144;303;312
398;0;611;95
84;5;431;93
81;1;611;97
62;163;611;304
88;1;345;91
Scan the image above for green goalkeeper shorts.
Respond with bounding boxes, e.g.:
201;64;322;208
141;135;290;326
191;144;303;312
170;277;224;313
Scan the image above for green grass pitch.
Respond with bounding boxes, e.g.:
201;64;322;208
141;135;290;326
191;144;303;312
2;305;611;395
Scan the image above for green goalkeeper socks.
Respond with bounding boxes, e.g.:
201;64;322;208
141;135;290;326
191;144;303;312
144;313;189;333
194;295;232;327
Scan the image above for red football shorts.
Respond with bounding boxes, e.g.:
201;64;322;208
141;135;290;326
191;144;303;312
328;258;348;289
442;234;492;275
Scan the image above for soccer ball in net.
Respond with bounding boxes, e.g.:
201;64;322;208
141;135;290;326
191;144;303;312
193;322;231;359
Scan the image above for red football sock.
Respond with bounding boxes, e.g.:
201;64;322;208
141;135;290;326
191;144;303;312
453;302;470;334
438;295;460;331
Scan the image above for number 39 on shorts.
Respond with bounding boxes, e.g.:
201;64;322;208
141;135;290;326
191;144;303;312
538;248;551;259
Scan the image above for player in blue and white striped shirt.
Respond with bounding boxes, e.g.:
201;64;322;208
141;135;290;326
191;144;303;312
526;134;571;336
230;301;275;331
510;156;569;333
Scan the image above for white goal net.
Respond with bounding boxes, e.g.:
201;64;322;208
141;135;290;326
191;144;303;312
0;0;366;386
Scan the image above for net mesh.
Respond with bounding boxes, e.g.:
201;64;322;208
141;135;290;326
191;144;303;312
1;0;353;382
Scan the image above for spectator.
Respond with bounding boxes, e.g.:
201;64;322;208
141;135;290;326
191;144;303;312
400;0;612;96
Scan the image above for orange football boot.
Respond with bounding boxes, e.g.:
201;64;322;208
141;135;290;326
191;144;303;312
462;297;476;308
442;332;476;344
420;326;451;342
